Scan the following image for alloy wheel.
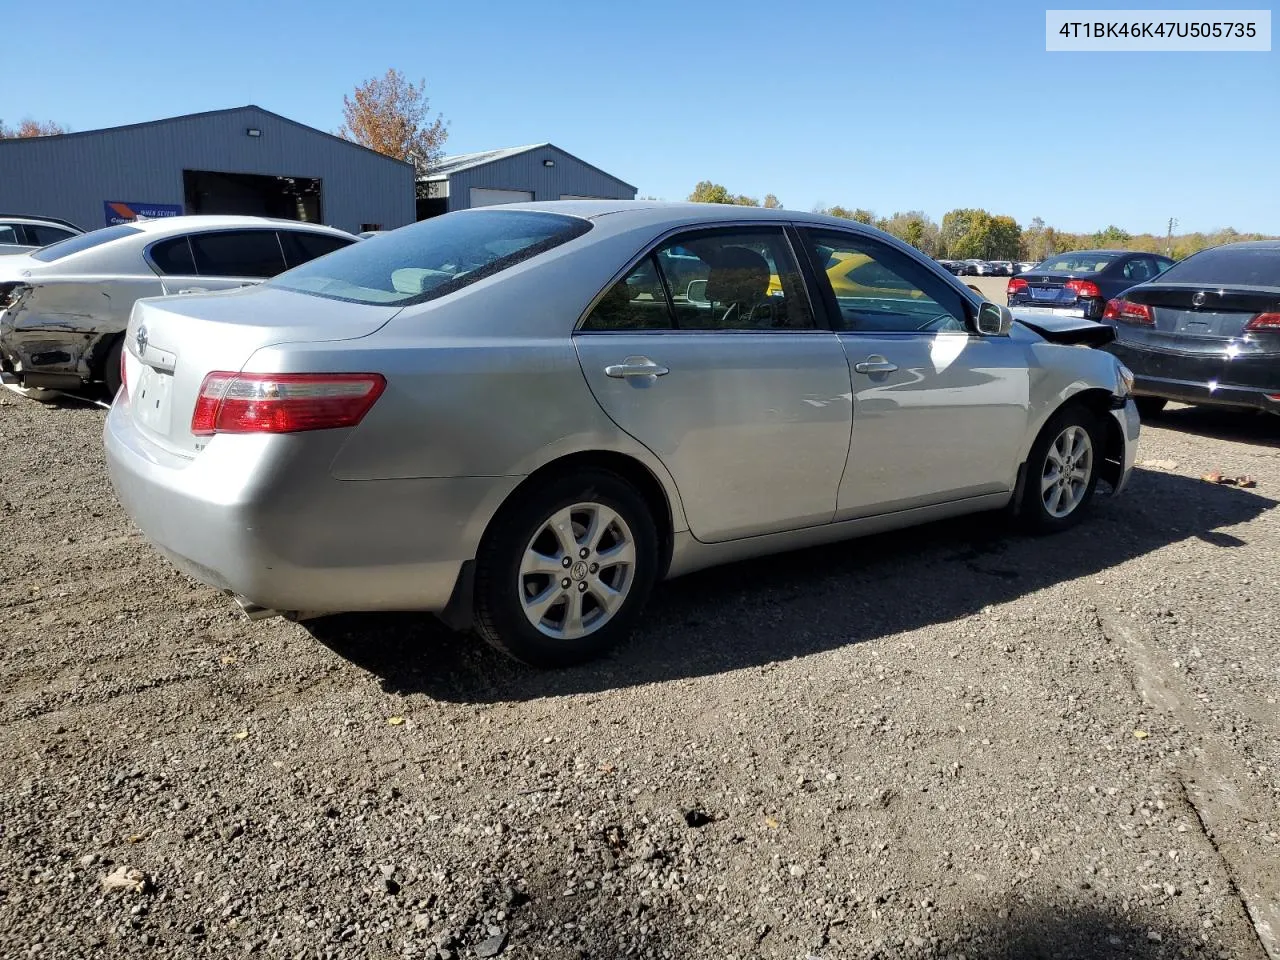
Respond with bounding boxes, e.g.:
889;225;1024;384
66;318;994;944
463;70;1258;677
518;502;636;640
1040;425;1094;518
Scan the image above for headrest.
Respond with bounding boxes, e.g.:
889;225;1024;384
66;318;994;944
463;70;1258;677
705;246;769;305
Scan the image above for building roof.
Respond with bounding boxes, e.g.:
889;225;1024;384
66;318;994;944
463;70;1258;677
423;142;637;190
0;105;414;170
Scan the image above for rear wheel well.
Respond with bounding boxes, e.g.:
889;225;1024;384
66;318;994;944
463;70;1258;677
510;452;675;576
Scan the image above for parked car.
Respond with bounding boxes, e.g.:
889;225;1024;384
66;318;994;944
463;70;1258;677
936;259;964;275
1015;261;1038;275
1007;250;1175;320
1101;240;1280;416
104;202;1139;667
988;260;1015;276
0;214;83;255
357;231;387;239
0;216;356;395
961;259;996;276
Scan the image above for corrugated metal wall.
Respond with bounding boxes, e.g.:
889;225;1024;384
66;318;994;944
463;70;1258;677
446;146;636;211
0;107;415;234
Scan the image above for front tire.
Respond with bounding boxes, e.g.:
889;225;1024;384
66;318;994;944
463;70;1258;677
473;469;659;667
1019;405;1104;533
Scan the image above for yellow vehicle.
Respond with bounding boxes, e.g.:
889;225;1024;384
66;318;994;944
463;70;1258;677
767;251;928;300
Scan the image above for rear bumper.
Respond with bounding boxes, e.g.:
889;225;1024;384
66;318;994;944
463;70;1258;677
1106;342;1280;412
103;394;520;614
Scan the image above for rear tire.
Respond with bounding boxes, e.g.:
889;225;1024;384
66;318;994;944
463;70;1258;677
102;337;123;399
473;469;659;667
1134;396;1167;418
1019;404;1105;534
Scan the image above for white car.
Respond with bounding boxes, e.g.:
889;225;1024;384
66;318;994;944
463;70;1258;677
0;214;83;255
0;216;356;395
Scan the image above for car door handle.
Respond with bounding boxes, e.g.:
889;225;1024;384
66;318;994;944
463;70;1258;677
605;356;669;379
854;356;899;374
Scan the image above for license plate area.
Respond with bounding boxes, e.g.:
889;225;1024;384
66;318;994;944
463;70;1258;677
1030;287;1059;301
133;365;174;435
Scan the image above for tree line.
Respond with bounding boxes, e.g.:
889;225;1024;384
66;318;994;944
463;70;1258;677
687;182;1275;261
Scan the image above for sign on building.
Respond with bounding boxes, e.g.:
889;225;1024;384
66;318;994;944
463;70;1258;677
104;201;183;225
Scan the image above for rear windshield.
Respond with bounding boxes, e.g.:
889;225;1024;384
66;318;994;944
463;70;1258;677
31;224;142;262
1033;253;1117;275
268;210;593;305
1156;246;1280;287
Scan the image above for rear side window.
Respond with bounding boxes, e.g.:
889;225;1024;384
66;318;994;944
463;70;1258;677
0;225;19;244
32;224;142;262
1156;246;1280;287
148;236;196;275
27;225;75;246
280;230;356;268
189;230;287;278
268;210;592;305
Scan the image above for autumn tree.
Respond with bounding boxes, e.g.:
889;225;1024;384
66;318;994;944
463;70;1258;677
339;68;447;190
877;210;941;255
0;118;67;138
1091;224;1131;248
819;206;876;224
762;194;782;209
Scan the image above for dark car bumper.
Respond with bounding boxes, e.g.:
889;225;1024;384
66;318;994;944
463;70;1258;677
1105;341;1280;412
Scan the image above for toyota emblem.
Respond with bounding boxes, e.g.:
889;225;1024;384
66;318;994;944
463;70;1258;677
135;324;149;355
1191;291;1206;308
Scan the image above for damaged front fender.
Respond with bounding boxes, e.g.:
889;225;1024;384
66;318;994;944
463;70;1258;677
0;278;137;388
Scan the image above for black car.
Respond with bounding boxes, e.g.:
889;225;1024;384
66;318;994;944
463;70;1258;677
1007;250;1175;320
1100;241;1280;416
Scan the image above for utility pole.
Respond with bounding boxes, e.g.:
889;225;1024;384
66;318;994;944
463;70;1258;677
1166;217;1178;257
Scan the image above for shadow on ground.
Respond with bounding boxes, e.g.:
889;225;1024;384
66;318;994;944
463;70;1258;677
1151;404;1280;449
309;468;1274;704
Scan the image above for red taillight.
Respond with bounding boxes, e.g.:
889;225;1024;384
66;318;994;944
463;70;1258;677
190;372;386;436
1007;278;1028;295
1064;279;1101;299
1244;312;1280;331
1102;298;1154;325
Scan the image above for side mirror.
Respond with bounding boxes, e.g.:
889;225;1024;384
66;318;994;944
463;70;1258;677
975;301;1013;336
686;279;709;304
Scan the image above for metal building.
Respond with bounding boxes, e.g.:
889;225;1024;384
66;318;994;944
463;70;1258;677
0;105;415;235
419;143;636;217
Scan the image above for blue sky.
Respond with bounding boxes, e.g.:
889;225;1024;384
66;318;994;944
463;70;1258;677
7;0;1277;234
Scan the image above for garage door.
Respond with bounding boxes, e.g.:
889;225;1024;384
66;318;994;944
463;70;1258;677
469;188;534;207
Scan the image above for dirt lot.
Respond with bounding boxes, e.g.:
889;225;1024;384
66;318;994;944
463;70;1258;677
1;393;1278;960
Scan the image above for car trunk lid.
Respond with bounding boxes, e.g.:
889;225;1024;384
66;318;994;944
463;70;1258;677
1121;283;1280;339
121;286;400;457
1017;271;1087;306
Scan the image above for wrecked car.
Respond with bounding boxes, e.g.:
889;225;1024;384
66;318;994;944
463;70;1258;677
0;216;356;396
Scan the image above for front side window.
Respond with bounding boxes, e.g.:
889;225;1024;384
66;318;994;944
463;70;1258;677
189;230;287;278
269;210;592;305
799;230;967;333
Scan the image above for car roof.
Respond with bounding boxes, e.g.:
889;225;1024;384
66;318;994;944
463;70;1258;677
121;215;353;237
0;213;82;231
1208;239;1280;251
1046;249;1138;257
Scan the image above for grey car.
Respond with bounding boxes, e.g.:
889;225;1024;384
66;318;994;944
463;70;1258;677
104;201;1140;667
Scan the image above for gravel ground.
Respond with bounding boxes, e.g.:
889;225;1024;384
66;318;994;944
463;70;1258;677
1;392;1277;960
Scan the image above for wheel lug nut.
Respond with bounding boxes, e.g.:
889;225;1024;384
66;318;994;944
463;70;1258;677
561;578;571;589
579;548;589;559
562;557;571;568
589;563;599;574
577;581;587;592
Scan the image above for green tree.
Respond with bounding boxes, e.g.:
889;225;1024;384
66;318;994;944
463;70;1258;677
1091;224;1132;248
762;194;782;209
941;208;1020;259
820;206;876;223
878;210;941;255
688;181;760;206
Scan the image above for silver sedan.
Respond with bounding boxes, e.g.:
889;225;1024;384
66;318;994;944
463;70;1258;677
104;201;1140;666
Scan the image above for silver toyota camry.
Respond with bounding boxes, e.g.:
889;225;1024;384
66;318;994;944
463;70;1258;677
104;201;1140;666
